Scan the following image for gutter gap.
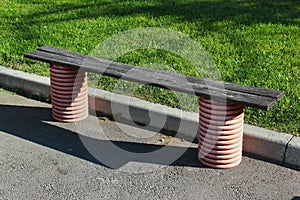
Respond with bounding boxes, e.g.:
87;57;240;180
283;136;294;165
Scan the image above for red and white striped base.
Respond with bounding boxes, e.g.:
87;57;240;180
198;97;244;169
50;65;88;122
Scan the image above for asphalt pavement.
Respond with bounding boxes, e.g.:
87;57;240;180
0;91;299;199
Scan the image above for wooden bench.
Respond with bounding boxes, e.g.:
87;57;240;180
25;46;285;169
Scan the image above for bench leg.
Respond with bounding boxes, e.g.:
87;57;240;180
50;65;88;122
198;97;244;168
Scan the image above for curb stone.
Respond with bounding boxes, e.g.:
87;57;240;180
0;65;298;168
0;66;50;98
242;125;293;163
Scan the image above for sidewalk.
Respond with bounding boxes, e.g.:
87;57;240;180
0;92;299;199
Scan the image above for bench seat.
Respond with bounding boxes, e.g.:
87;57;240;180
25;46;284;110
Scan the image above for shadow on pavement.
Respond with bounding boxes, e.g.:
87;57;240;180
0;104;202;169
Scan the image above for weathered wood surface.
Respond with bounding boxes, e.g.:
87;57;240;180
24;46;285;110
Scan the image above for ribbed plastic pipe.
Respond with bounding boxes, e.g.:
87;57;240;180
50;65;88;122
198;97;244;169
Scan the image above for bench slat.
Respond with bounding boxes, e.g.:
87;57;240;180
25;50;83;67
38;46;87;59
24;46;285;110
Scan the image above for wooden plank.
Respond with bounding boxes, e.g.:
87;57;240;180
35;46;285;101
25;50;83;69
25;50;277;110
25;48;280;110
24;46;285;110
38;46;86;59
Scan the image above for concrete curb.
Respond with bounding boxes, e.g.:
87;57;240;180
0;65;299;168
0;66;51;98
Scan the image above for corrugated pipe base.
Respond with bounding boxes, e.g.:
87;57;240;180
50;65;88;122
198;97;244;169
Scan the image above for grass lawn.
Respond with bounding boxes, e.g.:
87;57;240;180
0;0;299;135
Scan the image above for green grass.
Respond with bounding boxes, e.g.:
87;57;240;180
0;0;299;135
0;88;17;95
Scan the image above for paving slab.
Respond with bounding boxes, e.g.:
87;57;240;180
0;92;300;199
